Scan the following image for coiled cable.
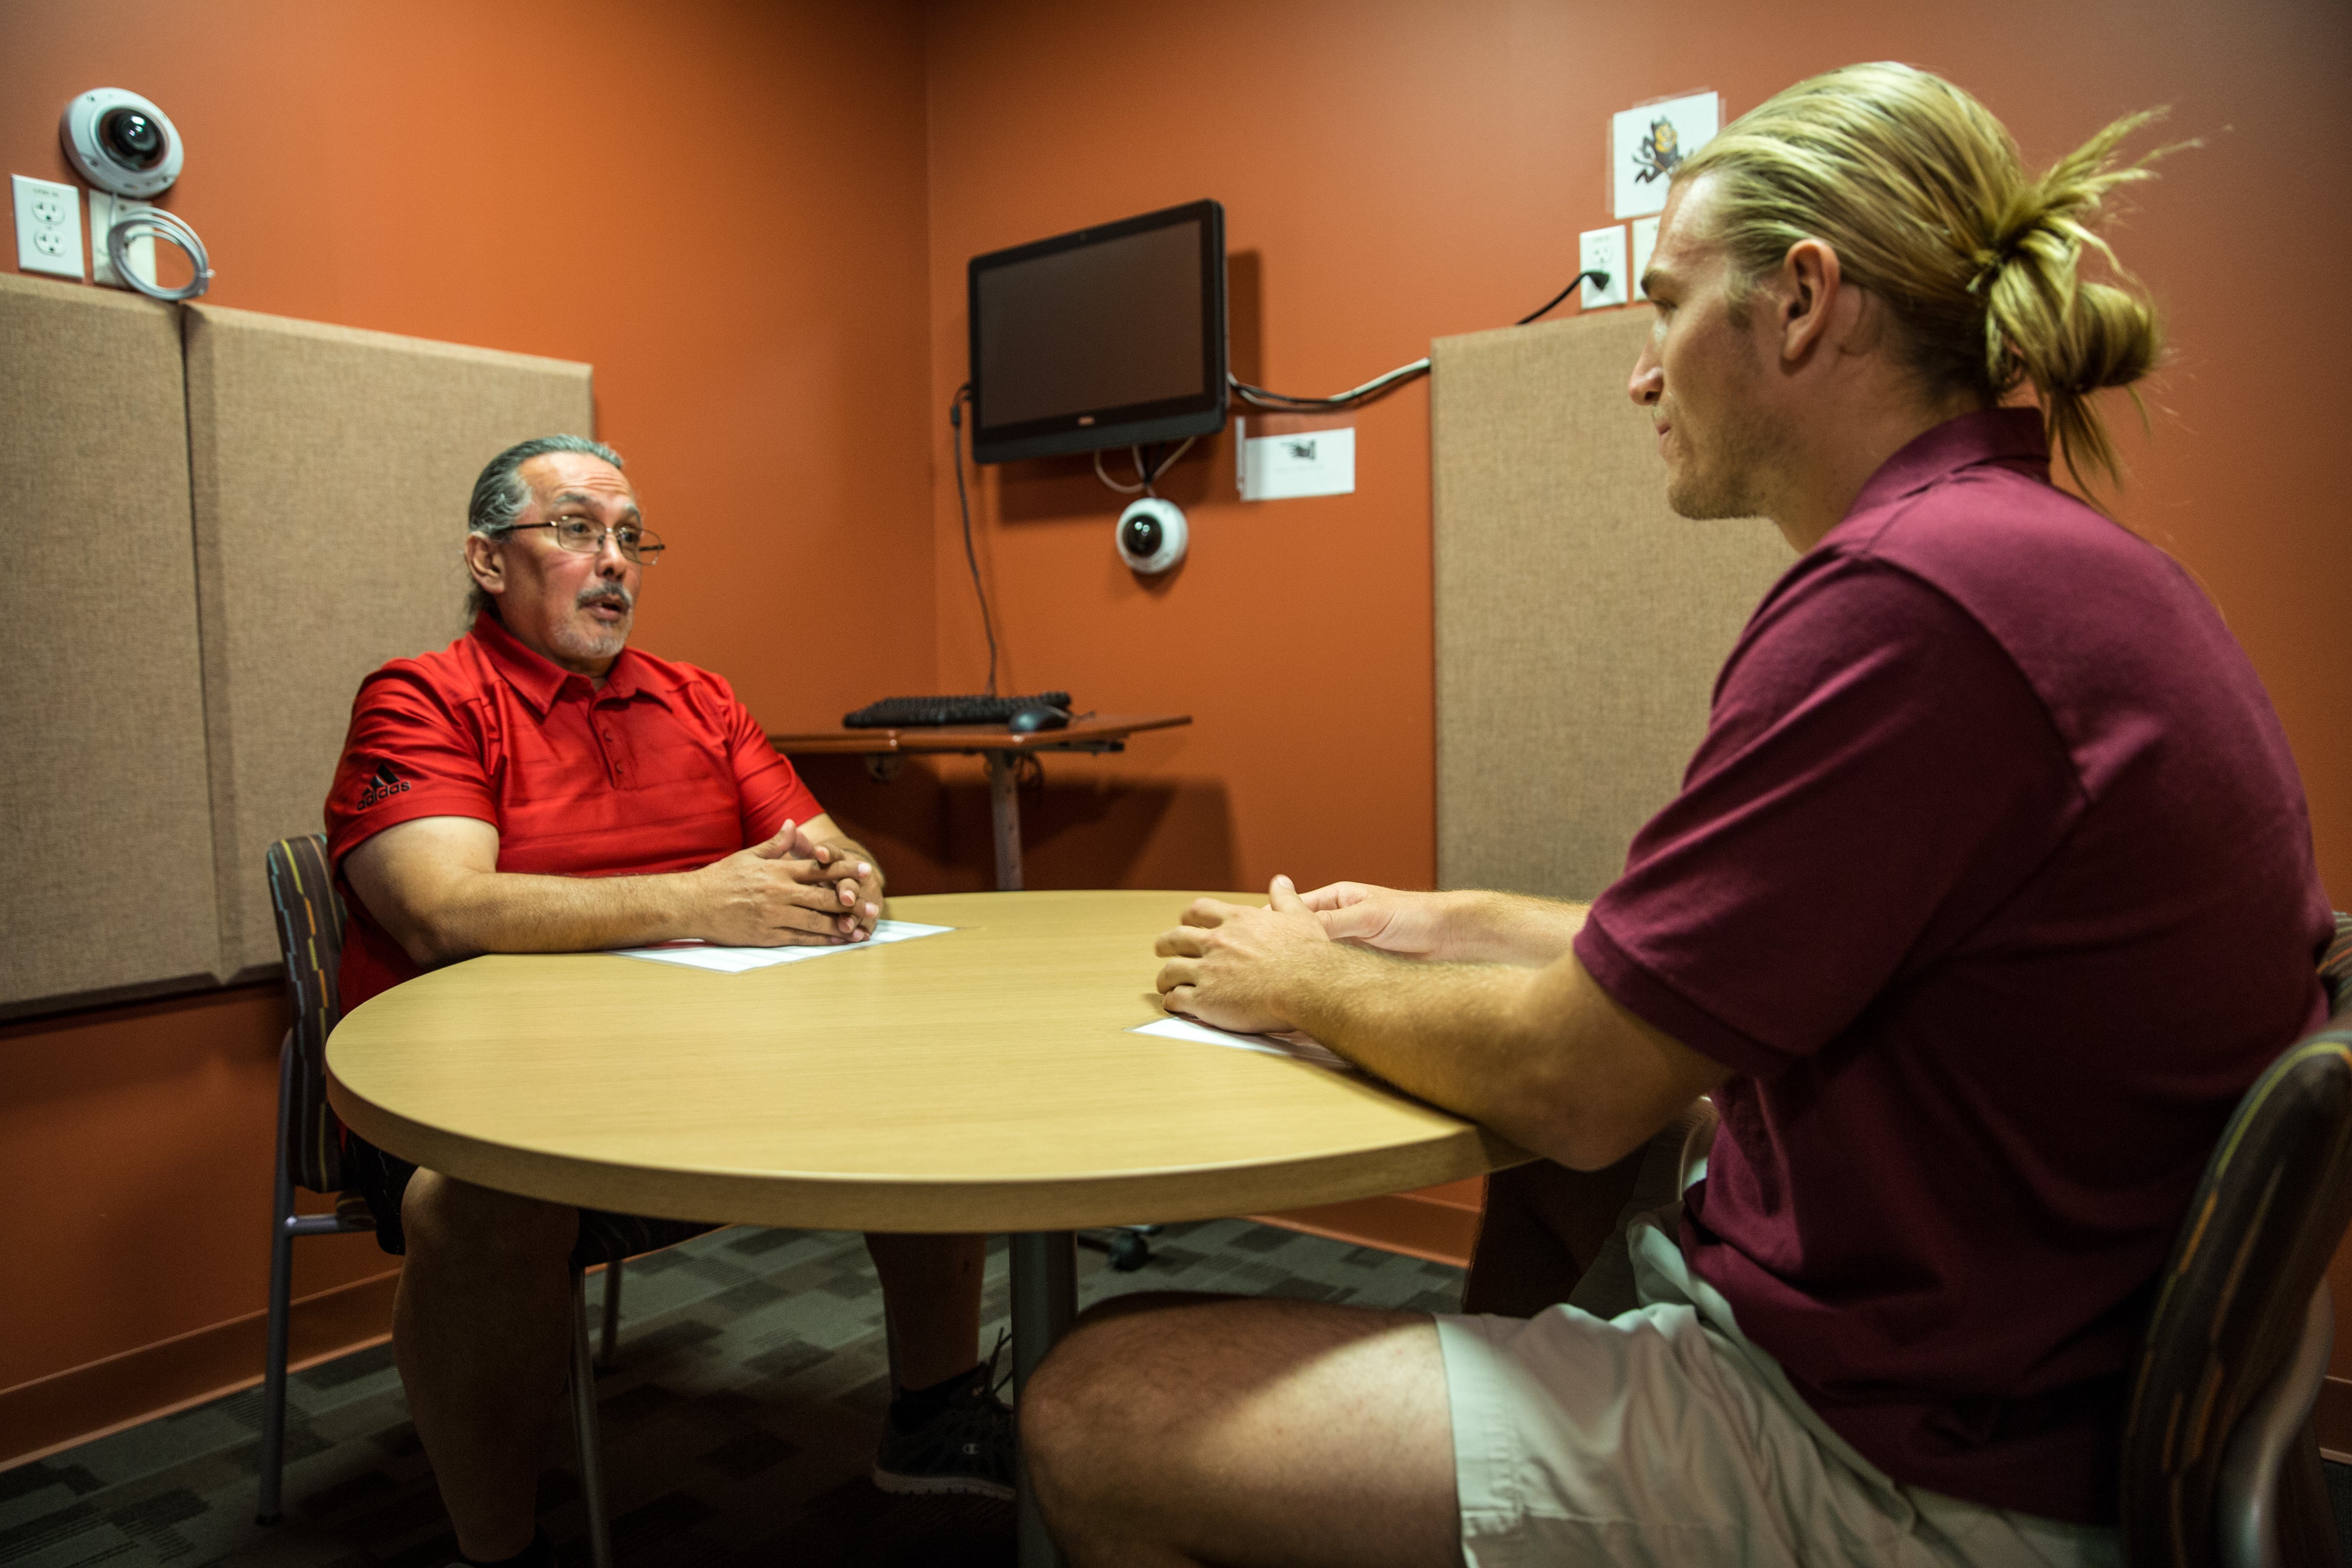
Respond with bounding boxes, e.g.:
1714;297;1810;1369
108;205;213;302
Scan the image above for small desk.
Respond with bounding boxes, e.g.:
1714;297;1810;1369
768;714;1192;891
326;889;1520;1567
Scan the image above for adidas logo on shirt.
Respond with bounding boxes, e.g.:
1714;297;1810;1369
358;760;411;808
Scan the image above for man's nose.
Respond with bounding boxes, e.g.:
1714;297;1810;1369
1628;356;1663;406
593;532;629;572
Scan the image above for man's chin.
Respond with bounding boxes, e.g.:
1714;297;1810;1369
553;616;631;660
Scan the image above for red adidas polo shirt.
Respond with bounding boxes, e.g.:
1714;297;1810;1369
324;612;823;1014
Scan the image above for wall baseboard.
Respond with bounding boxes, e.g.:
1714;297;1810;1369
2317;1376;2352;1463
0;1267;401;1471
1254;1178;1487;1269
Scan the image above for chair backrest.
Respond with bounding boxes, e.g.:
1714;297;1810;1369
264;833;347;1192
2119;915;2352;1565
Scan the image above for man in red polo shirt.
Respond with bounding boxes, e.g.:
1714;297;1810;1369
1020;65;2331;1568
324;436;1005;1568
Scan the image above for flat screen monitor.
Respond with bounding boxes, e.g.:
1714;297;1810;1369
968;199;1227;465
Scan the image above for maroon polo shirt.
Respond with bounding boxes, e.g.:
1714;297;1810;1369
324;612;823;1014
1575;409;2330;1522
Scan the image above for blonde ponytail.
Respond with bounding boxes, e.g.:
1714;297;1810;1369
1677;64;2182;494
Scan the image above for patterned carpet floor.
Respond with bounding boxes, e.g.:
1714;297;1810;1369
0;1221;1465;1568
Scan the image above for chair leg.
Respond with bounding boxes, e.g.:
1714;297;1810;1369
599;1260;622;1368
2277;1414;2344;1568
256;1033;299;1526
570;1269;613;1568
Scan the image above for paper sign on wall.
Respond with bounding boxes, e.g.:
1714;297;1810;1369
1632;215;1660;300
1612;91;1720;219
1238;419;1356;501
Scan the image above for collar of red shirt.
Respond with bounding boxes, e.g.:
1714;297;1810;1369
1845;407;2051;519
468;610;676;715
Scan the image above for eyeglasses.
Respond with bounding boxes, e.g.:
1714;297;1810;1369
506;516;666;563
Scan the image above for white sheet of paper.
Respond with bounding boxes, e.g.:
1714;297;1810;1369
1129;1016;1354;1073
607;919;955;973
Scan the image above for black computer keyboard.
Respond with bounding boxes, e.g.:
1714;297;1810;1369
842;692;1073;728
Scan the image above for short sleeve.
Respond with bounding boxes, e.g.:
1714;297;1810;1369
324;663;501;867
711;680;823;843
1573;560;2082;1078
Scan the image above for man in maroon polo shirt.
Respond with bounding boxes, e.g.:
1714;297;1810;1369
1018;65;2332;1568
324;436;1007;1568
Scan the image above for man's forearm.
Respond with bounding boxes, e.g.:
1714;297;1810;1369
403;866;708;964
1432;890;1590;966
1280;945;1708;1171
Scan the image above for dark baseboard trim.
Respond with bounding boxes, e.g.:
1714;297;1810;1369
0;1266;401;1471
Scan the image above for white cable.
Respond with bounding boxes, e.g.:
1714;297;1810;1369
108;205;212;302
1093;448;1147;494
1092;435;1197;497
1229;359;1431;410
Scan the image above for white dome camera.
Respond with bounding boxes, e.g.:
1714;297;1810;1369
60;88;184;198
1116;497;1188;575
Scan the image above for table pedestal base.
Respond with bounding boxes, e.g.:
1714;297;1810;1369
1012;1231;1076;1568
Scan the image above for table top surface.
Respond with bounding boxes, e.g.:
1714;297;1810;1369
325;889;1520;1233
768;713;1190;754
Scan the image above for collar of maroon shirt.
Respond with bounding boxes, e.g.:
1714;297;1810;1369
1840;407;2052;524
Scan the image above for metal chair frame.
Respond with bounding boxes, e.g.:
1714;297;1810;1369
257;834;620;1568
2120;918;2352;1568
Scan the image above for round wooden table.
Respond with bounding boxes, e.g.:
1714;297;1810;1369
326;889;1522;1566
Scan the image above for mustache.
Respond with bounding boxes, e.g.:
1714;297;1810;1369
576;582;635;612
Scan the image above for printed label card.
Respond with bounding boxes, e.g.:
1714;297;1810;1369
1612;92;1721;220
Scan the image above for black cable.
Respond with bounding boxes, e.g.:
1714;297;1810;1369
948;384;999;697
1228;268;1612;411
1513;267;1611;327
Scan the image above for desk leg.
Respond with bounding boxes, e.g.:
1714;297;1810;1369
1011;1231;1076;1568
987;750;1024;891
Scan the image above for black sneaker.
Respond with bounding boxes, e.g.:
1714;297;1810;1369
872;1344;1016;1500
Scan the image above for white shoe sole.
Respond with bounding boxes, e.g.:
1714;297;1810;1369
871;1464;1016;1502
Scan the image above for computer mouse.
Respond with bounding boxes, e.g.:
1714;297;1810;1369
1008;704;1071;734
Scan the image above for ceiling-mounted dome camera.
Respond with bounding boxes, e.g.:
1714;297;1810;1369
60;88;184;198
1116;497;1188;575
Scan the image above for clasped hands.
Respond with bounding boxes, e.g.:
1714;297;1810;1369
699;818;882;946
1153;876;1451;1034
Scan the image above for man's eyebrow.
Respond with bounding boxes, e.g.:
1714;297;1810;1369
548;490;642;519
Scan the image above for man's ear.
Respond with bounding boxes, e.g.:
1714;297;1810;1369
1775;238;1845;366
464;533;506;598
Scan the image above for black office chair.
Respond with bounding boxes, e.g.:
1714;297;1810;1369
2120;913;2352;1568
259;834;626;1568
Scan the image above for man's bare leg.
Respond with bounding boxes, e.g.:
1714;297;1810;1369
1023;1294;1461;1568
396;1171;580;1561
864;1232;986;1388
1462;1150;1644;1315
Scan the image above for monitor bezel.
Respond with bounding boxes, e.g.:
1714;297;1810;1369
968;198;1228;466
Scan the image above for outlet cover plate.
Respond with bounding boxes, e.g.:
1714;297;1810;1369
1580;225;1629;309
13;174;85;280
89;191;156;289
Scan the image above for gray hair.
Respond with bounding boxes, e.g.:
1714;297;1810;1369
464;434;626;620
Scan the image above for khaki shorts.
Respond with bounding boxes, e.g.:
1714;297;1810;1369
1435;1110;2122;1568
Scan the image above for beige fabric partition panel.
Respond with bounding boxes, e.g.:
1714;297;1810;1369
183;306;593;981
1431;310;1790;902
0;275;223;1016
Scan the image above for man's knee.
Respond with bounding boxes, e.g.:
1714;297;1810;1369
400;1169;578;1274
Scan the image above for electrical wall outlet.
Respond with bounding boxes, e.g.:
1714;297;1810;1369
1580;225;1630;309
13;175;86;281
89;191;156;290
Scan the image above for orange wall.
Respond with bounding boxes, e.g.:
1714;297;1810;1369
0;0;935;1412
917;0;2352;905
8;0;2352;1429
